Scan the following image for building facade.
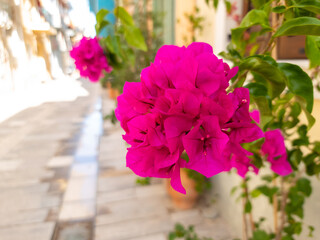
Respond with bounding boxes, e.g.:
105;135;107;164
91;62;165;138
0;0;73;95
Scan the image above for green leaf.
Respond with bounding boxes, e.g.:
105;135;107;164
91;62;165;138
114;6;134;26
308;225;315;237
293;138;309;146
246;82;268;96
303;153;318;165
245;201;252;213
296;96;315;129
104;36;121;56
252;230;271;240
289;149;303;169
123;25;147;51
251;189;261;198
306;35;320;68
245;82;272;127
224;0;232;13
272;6;286;13
96;20;110;35
290;102;302;117
257;186;278;203
278;63;313;113
298;125;308;137
230;186;238;196
240;57;286;98
231;10;271;50
96;9;110;24
291;0;320;15
214;0;219;9
314;142;320;154
274;17;320;37
297;178;312;196
261;175;273;182
239;9;270;29
168;232;175;240
251;0;269;9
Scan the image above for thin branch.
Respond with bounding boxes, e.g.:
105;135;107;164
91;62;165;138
276;174;301;240
244;181;255;233
227;71;248;93
275;177;287;240
273;178;279;234
242;195;249;240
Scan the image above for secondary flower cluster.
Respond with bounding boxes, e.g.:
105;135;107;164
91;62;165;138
70;37;112;82
116;42;292;194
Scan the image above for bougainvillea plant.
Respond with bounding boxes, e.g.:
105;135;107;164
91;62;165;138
70;37;112;82
205;0;320;239
70;6;147;82
115;42;292;195
115;1;320;239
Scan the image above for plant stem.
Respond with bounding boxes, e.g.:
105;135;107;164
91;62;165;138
242;195;249;240
275;177;286;240
241;179;254;239
273;178;279;234
227;71;248;93
271;1;278;59
244;181;255;233
311;66;320;80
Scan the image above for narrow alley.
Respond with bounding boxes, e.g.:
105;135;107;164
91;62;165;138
0;78;233;240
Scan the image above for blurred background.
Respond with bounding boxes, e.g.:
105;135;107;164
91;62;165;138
0;0;319;240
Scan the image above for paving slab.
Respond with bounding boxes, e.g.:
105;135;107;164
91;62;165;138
0;222;55;240
47;156;74;168
0;209;49;227
95;216;174;240
59;200;96;221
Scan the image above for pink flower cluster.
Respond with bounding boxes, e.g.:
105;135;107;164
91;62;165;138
262;129;292;176
115;42;292;194
70;37;112;82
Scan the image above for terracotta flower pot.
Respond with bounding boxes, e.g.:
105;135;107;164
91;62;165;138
106;82;120;100
166;169;199;209
108;88;120;100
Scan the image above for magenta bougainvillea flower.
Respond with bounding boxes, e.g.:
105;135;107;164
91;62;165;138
262;129;292;176
116;42;289;194
70;37;112;82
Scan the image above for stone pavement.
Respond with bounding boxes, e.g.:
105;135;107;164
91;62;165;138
0;79;234;240
0;78;100;240
95;91;234;240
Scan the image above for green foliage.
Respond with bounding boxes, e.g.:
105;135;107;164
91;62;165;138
184;7;205;43
296;178;312;197
272;6;287;13
104;110;117;124
95;1;320;239
95;5;147;74
185;169;212;194
107;0;164;92
245;200;252;213
231;10;271;52
290;0;320;15
136;177;151;186
252;230;271;240
255;185;279;203
168;223;213;240
278;63;314;112
114;6;134;26
240;56;286;98
305;35;320;68
123;25;147;51
221;1;320;239
273;17;320;37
